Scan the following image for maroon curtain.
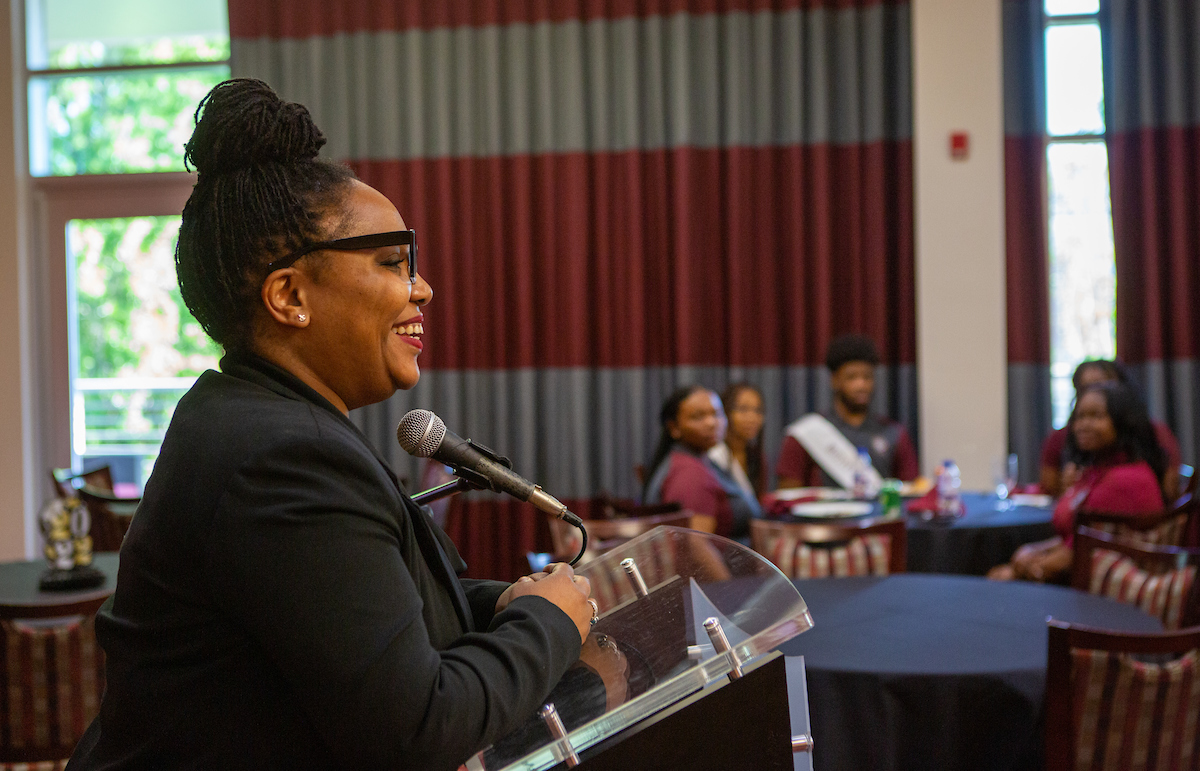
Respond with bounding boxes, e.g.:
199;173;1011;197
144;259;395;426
1105;0;1200;475
230;0;916;581
1003;0;1053;483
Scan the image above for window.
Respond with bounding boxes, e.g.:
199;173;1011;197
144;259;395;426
27;0;229;491
1043;0;1116;427
68;216;220;486
27;0;229;176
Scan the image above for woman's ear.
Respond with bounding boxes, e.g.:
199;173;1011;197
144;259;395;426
667;420;681;441
260;268;310;327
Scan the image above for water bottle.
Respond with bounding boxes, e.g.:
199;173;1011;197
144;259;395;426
852;448;872;499
936;459;961;518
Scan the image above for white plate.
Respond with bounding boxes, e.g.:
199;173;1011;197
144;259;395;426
1008;494;1053;508
788;501;875;518
773;487;851;501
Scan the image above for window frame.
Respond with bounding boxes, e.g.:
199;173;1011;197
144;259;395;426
1042;5;1117;428
30;172;197;478
21;1;229;486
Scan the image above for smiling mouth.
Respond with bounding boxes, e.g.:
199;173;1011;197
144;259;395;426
394;322;424;338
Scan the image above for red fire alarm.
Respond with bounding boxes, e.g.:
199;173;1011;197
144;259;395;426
949;131;969;160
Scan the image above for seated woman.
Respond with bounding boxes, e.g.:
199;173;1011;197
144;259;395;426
643;385;762;541
989;381;1167;583
708;382;768;498
1039;359;1180;499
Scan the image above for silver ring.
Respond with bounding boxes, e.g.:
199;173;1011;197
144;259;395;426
587;598;599;626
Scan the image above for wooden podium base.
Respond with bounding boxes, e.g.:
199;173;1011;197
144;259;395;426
573;653;793;770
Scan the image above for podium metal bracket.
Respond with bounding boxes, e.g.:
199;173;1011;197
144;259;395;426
620;558;649;598
703;617;743;681
540;703;579;767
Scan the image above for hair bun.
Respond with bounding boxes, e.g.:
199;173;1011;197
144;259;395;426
184;79;327;175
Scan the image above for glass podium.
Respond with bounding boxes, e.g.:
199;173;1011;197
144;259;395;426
465;526;813;770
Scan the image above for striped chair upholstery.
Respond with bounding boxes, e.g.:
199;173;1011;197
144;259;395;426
1072;527;1200;630
1045;621;1200;771
1078;509;1191;548
749;518;906;578
0;616;105;768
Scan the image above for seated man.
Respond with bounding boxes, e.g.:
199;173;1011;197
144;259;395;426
777;334;918;488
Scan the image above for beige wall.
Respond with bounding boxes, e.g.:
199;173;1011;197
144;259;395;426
913;0;1008;490
0;0;30;559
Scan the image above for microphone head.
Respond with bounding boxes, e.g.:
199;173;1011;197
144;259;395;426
396;409;446;458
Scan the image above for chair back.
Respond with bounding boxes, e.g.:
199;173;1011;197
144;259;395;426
1077;507;1191;548
50;465;113;500
1072;526;1200;629
1045;620;1200;771
76;485;139;552
546;503;712;565
749;517;907;578
0;596;108;766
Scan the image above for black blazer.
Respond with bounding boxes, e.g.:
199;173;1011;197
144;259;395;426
68;354;581;771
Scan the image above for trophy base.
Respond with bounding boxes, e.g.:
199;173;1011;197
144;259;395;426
39;565;106;592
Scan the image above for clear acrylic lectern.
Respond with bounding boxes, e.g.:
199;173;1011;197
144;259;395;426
464;526;814;771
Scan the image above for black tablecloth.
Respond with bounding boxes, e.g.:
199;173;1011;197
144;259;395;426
0;553;119;616
905;492;1055;575
783;491;1054;576
777;574;1162;771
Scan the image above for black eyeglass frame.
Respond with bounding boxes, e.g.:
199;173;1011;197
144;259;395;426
266;229;417;282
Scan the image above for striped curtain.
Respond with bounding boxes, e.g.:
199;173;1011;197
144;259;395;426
230;0;915;580
1002;0;1053;483
1104;0;1200;472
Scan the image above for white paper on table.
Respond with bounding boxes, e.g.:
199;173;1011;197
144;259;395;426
786;414;882;495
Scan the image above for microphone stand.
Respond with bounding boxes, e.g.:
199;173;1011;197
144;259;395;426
412;477;477;506
412;468;589;567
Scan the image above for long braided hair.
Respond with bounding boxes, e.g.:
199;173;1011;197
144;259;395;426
643;385;707;499
176;78;357;350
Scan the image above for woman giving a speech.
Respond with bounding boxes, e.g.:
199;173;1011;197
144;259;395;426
69;79;597;771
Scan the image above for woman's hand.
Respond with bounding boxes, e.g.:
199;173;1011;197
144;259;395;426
1013;542;1071;582
1061;462;1083;492
987;536;1064;582
498;563;593;642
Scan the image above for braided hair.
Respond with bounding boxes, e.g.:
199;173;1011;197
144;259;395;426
176;78;357;350
643;385;708;499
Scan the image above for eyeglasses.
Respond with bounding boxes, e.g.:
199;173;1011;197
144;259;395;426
266;229;418;283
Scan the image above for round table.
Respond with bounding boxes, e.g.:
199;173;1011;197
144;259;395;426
905;492;1055;575
779;491;1055;575
778;574;1162;771
0;553;119;618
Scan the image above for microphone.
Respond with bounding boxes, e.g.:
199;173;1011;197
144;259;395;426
396;409;581;527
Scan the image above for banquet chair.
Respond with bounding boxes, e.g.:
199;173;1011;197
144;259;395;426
749;518;907;578
0;596;108;769
544;502;713;567
1076;506;1192;548
49;466;113;500
75;484;139;552
1071;526;1200;630
1044;620;1200;771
